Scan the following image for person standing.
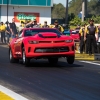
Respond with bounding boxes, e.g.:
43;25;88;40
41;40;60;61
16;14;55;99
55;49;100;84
0;22;6;43
42;21;49;28
98;25;100;35
25;19;40;28
52;20;64;32
84;19;99;55
6;22;11;44
79;24;86;53
10;18;18;38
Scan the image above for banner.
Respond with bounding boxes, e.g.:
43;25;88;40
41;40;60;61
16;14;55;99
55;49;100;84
14;12;40;23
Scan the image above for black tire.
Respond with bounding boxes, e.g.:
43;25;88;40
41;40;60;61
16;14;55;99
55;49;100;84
22;47;30;66
67;56;75;64
9;48;19;63
48;58;58;64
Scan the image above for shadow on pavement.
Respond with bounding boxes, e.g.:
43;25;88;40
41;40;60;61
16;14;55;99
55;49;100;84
18;59;84;68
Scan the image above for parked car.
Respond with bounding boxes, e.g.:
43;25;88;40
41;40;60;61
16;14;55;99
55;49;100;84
70;30;80;42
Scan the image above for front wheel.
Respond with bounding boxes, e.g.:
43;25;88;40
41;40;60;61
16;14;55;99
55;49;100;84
9;48;19;63
22;47;30;66
67;56;75;64
48;58;58;64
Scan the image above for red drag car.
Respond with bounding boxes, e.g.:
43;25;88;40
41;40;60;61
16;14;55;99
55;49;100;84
9;28;75;66
70;30;80;42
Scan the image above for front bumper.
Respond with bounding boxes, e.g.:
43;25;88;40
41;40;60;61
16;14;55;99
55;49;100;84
25;42;75;58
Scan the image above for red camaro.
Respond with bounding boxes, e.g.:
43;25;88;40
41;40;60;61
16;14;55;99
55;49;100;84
9;28;75;66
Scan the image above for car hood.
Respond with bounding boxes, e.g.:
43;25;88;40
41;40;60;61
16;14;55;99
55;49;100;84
25;32;73;41
71;34;80;39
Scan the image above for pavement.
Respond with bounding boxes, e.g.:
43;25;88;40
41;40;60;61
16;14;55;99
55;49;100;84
0;44;100;100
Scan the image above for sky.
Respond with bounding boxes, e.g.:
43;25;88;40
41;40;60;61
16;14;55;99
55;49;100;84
53;0;71;7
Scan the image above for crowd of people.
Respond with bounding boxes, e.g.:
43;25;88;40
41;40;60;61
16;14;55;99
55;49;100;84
0;18;100;55
0;18;18;44
0;18;64;45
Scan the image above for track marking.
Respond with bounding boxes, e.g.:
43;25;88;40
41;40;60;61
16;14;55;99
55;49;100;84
0;45;9;48
0;85;28;100
80;61;100;66
0;91;14;100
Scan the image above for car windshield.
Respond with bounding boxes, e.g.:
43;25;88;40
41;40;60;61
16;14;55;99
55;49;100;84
71;31;78;34
24;29;62;36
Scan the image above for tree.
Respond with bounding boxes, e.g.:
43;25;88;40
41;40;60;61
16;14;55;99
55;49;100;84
68;0;82;15
51;3;66;19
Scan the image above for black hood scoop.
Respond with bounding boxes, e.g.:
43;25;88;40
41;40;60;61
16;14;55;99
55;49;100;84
38;33;61;38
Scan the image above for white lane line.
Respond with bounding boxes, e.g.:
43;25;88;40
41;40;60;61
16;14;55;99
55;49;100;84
0;85;28;100
0;45;9;48
80;61;100;66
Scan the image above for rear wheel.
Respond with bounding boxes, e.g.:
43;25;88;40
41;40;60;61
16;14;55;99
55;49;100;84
9;48;19;63
48;58;58;64
67;56;75;64
22;47;30;66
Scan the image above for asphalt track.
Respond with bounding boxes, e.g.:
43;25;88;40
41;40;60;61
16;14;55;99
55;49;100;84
0;44;100;100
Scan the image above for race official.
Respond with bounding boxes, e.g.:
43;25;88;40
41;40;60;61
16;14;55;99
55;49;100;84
79;24;86;53
0;22;6;43
42;21;49;28
52;20;64;32
84;19;99;55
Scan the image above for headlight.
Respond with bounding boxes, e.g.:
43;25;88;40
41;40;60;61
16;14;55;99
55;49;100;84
28;40;38;44
65;40;73;43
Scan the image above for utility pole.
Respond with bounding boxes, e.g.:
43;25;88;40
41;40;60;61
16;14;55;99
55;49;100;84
82;0;85;22
85;0;87;18
7;0;9;26
65;0;68;24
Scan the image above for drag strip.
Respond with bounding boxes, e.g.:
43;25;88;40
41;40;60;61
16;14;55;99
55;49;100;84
0;45;100;100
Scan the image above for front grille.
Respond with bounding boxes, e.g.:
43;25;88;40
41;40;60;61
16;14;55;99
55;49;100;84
34;47;69;53
39;40;65;43
54;40;65;43
39;41;51;43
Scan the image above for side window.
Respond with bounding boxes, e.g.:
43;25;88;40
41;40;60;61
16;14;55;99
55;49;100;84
18;31;23;38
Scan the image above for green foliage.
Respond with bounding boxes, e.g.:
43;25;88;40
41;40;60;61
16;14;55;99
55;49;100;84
68;0;100;16
51;0;100;25
88;0;100;15
68;0;82;15
69;16;81;26
91;15;100;23
51;3;66;19
69;15;100;26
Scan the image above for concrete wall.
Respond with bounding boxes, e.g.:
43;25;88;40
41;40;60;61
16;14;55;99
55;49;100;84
0;5;51;26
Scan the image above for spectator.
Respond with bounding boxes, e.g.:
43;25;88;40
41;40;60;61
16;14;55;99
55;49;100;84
98;25;100;35
10;18;18;38
52;20;64;32
0;22;6;43
79;24;86;53
6;22;11;44
42;21;49;28
25;19;40;28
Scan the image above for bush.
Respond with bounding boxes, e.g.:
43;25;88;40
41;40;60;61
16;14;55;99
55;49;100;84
69;15;100;27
